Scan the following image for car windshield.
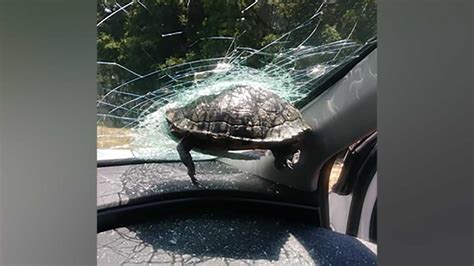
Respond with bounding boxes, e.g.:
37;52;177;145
96;0;376;162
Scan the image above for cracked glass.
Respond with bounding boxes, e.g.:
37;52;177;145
96;0;377;162
96;1;377;263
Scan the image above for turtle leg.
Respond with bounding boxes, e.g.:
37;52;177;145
271;147;290;170
177;138;199;186
271;145;301;170
286;149;301;169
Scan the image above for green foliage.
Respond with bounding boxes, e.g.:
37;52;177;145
321;25;341;43
97;0;376;94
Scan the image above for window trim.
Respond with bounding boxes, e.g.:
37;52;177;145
295;37;377;109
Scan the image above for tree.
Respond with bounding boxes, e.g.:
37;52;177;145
97;0;377;124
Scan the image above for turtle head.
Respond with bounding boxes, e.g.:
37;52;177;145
164;107;177;121
164;107;185;140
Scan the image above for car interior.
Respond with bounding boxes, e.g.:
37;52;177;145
97;40;378;265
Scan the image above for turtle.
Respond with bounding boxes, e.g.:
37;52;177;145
165;84;312;186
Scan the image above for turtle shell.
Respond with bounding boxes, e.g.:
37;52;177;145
165;85;311;147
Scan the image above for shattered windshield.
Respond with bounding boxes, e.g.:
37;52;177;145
97;0;376;161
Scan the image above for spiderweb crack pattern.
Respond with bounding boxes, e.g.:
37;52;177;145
96;0;376;161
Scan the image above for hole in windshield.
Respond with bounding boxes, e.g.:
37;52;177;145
97;0;376;162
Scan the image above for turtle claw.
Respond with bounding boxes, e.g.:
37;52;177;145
189;172;200;187
191;179;200;187
285;149;301;170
